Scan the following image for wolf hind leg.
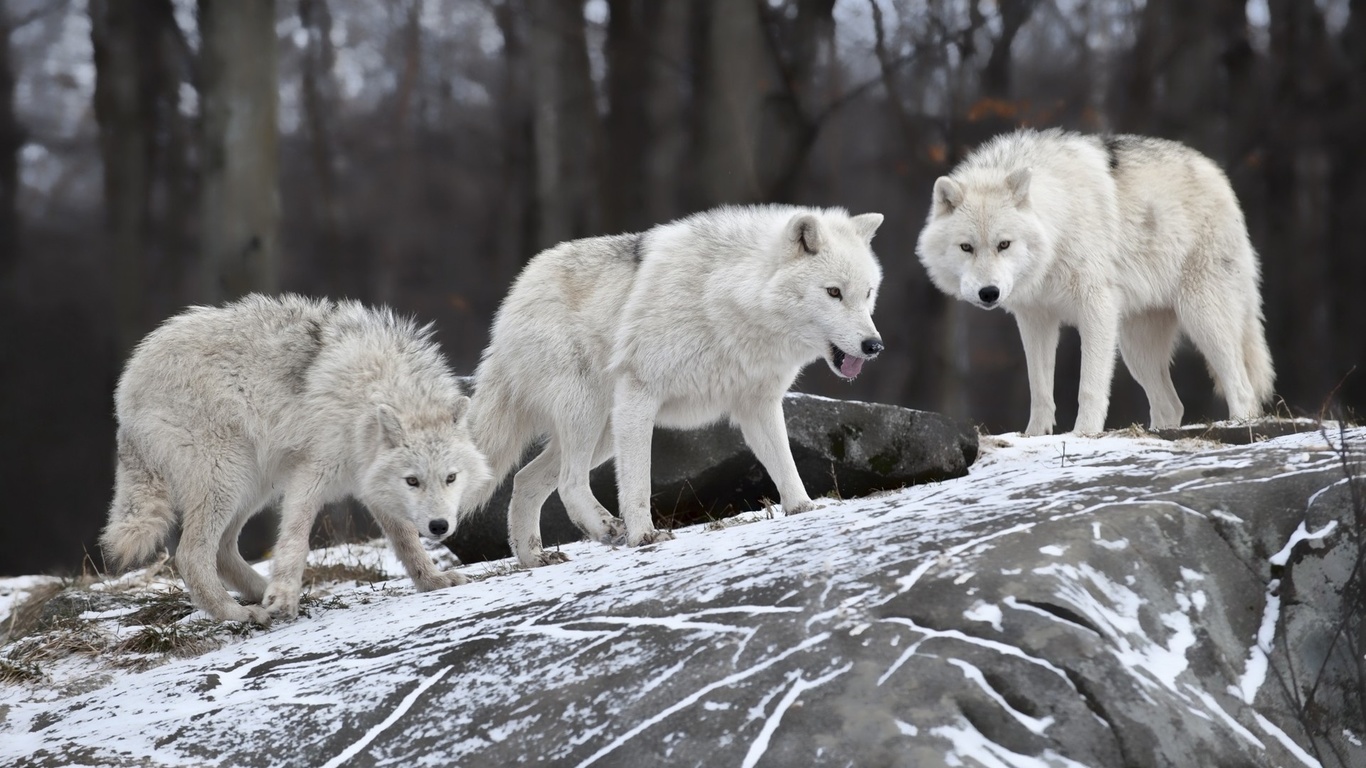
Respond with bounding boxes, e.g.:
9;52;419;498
217;505;267;604
178;491;270;625
557;419;625;546
508;438;570;567
1119;308;1184;429
1180;293;1260;420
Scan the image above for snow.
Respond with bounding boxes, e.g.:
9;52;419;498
1269;520;1339;566
0;426;1356;766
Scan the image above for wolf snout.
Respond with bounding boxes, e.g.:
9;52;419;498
428;519;449;537
861;337;884;357
978;286;1000;305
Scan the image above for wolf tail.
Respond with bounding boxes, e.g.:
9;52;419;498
100;436;177;570
1245;306;1275;407
465;373;537;511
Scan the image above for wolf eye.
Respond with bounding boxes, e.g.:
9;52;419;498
998;240;1011;251
445;473;457;485
405;476;420;488
959;243;974;253
826;287;842;299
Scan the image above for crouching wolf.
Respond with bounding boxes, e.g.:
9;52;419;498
101;294;492;624
916;128;1273;435
468;205;885;566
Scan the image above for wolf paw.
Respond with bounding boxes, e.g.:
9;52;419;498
535;550;571;566
599;518;628;546
414;569;469;592
784;499;821;515
219;603;271;626
628;528;676;547
262;584;301;621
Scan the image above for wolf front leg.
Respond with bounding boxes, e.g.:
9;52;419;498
735;396;815;514
611;377;673;547
1073;297;1122;435
1015;309;1060;436
373;511;468;591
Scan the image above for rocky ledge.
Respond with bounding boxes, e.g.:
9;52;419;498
1;421;1361;767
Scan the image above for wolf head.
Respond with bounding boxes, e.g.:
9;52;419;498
771;210;885;380
360;395;493;541
916;168;1052;310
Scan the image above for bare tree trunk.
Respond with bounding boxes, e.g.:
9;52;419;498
641;1;691;224
91;0;166;356
1263;0;1334;407
374;0;423;306
602;0;650;233
690;0;766;206
528;0;600;248
0;8;22;289
198;0;280;303
299;0;347;298
491;0;535;279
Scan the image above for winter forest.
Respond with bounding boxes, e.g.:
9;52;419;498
2;0;1364;576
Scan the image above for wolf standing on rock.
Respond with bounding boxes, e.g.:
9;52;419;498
917;128;1273;435
468;205;885;567
101;295;491;624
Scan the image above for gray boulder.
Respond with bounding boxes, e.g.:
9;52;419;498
6;423;1361;767
448;391;979;564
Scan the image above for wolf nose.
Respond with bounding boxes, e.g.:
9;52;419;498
428;519;449;537
861;338;884;357
978;286;1000;304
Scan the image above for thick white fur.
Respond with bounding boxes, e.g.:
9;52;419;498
469;205;885;566
101;294;491;624
916;128;1274;435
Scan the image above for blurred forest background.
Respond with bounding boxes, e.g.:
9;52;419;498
2;0;1364;576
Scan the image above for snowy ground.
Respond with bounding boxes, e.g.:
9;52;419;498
0;425;1359;767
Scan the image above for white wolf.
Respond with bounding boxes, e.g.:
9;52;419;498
468;205;885;567
916;128;1273;435
101;294;491;624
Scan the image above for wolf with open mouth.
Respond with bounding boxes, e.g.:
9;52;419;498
467;204;885;567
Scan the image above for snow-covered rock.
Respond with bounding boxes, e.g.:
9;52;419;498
0;423;1361;767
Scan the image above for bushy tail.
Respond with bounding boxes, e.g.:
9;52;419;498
465;372;538;510
1245;307;1275;407
100;445;176;570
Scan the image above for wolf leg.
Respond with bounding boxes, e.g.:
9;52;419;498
557;420;625;544
612;378;671;547
373;511;467;591
508;439;570;566
1074;299;1121;435
1119;308;1184;429
178;493;270;625
262;480;325;620
735;396;814;514
1180;294;1260;420
217;504;267;604
1015;309;1060;436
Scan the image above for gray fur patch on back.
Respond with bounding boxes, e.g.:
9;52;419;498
629;233;645;264
1104;135;1124;171
287;318;325;394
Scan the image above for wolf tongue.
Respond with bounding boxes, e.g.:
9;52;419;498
840;354;864;378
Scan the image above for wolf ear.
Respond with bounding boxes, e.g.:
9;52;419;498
850;213;884;243
1005;168;1031;206
933;177;964;216
788;213;823;255
451;395;470;425
375;404;405;449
